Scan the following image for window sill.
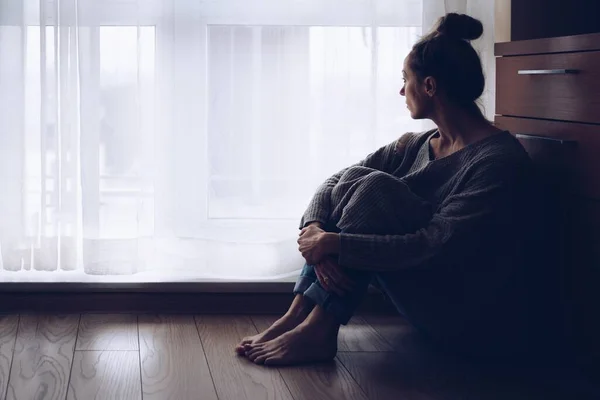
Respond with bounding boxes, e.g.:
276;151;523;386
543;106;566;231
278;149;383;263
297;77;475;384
0;281;296;293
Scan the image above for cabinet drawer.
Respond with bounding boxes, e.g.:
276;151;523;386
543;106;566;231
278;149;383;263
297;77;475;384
496;51;600;124
495;116;600;200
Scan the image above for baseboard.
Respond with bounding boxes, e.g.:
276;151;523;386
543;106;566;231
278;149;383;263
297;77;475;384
0;283;396;315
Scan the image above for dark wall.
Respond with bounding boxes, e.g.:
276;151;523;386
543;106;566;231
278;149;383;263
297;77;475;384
511;0;600;41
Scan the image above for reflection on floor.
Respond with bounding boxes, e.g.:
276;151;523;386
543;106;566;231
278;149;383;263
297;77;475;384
1;313;597;400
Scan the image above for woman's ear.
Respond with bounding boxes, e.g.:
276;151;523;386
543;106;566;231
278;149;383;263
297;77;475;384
423;76;437;97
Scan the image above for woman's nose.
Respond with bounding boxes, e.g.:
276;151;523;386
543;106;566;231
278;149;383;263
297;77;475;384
399;86;405;96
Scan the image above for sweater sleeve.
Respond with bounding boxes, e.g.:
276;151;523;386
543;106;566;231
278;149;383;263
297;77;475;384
337;157;525;270
299;134;412;229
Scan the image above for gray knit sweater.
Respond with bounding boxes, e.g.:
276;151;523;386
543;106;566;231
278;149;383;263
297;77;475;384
300;129;533;272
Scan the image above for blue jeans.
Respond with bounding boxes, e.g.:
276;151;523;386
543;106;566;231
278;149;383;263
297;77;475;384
293;263;372;325
294;263;413;326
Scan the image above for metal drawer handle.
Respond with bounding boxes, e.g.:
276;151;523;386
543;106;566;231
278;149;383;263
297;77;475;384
516;134;576;145
517;69;578;75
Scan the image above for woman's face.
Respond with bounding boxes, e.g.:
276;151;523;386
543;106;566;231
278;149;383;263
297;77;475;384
400;55;432;119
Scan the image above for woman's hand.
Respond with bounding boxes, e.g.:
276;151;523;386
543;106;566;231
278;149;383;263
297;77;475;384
315;257;354;296
297;224;329;264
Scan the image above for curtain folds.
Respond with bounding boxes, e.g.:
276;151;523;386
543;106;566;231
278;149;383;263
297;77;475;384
0;0;494;282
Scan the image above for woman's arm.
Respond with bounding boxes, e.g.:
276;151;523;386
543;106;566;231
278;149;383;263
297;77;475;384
299;134;412;229
319;158;529;271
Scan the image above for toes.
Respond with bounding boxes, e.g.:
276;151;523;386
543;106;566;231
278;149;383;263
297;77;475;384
264;354;285;366
252;349;271;364
243;343;255;353
245;342;262;352
249;348;270;362
245;343;266;359
248;352;258;362
235;338;253;354
245;341;259;349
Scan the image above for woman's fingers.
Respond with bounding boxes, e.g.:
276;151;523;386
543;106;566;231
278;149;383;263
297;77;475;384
314;265;330;290
301;251;315;265
316;266;344;296
322;259;354;292
316;265;345;296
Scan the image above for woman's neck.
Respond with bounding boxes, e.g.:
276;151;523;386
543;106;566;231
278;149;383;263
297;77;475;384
430;103;494;149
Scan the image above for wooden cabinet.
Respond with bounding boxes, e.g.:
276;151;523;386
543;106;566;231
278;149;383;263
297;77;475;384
495;33;600;374
511;0;600;41
496;51;600;124
495;116;600;199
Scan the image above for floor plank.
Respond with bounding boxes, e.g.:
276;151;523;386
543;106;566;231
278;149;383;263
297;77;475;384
7;315;79;400
338;316;394;352
67;351;141;400
76;314;138;351
339;352;430;400
195;315;293;400
0;316;18;400
362;314;426;354
337;351;569;400
252;316;368;400
138;315;217;400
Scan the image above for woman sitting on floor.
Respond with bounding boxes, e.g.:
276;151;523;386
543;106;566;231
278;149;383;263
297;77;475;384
235;13;549;366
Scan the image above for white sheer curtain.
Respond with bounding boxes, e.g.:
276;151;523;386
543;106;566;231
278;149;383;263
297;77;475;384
0;0;494;282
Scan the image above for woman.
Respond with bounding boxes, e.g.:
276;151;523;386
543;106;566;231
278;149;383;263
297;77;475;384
235;13;544;366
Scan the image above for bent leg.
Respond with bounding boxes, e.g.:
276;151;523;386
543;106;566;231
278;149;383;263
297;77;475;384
246;302;340;365
335;170;432;235
235;264;317;355
246;265;379;365
301;263;374;325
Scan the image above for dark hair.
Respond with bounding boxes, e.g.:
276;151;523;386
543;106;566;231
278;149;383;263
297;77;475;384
409;13;485;116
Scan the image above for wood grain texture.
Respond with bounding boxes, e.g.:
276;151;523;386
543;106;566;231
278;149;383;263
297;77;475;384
495;33;600;56
361;315;423;353
251;316;368;400
76;314;138;351
338;316;394;352
337;352;545;400
496;51;600;124
7;315;79;400
195;315;293;400
0;316;18;400
509;0;600;43
495;117;600;200
138;315;217;400
67;351;141;400
338;352;432;400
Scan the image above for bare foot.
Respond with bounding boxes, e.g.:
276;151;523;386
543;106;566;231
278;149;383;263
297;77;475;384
244;321;338;365
235;314;304;356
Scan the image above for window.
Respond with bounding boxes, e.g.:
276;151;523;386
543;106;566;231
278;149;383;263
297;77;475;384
0;0;453;280
207;25;420;219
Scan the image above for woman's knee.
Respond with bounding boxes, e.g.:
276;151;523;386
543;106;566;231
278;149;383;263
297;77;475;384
362;171;400;189
348;171;407;202
339;166;376;182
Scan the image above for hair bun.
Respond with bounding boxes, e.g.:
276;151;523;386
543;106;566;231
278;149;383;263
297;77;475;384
436;13;483;41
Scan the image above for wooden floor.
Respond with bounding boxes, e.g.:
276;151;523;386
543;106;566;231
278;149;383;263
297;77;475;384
0;313;595;400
